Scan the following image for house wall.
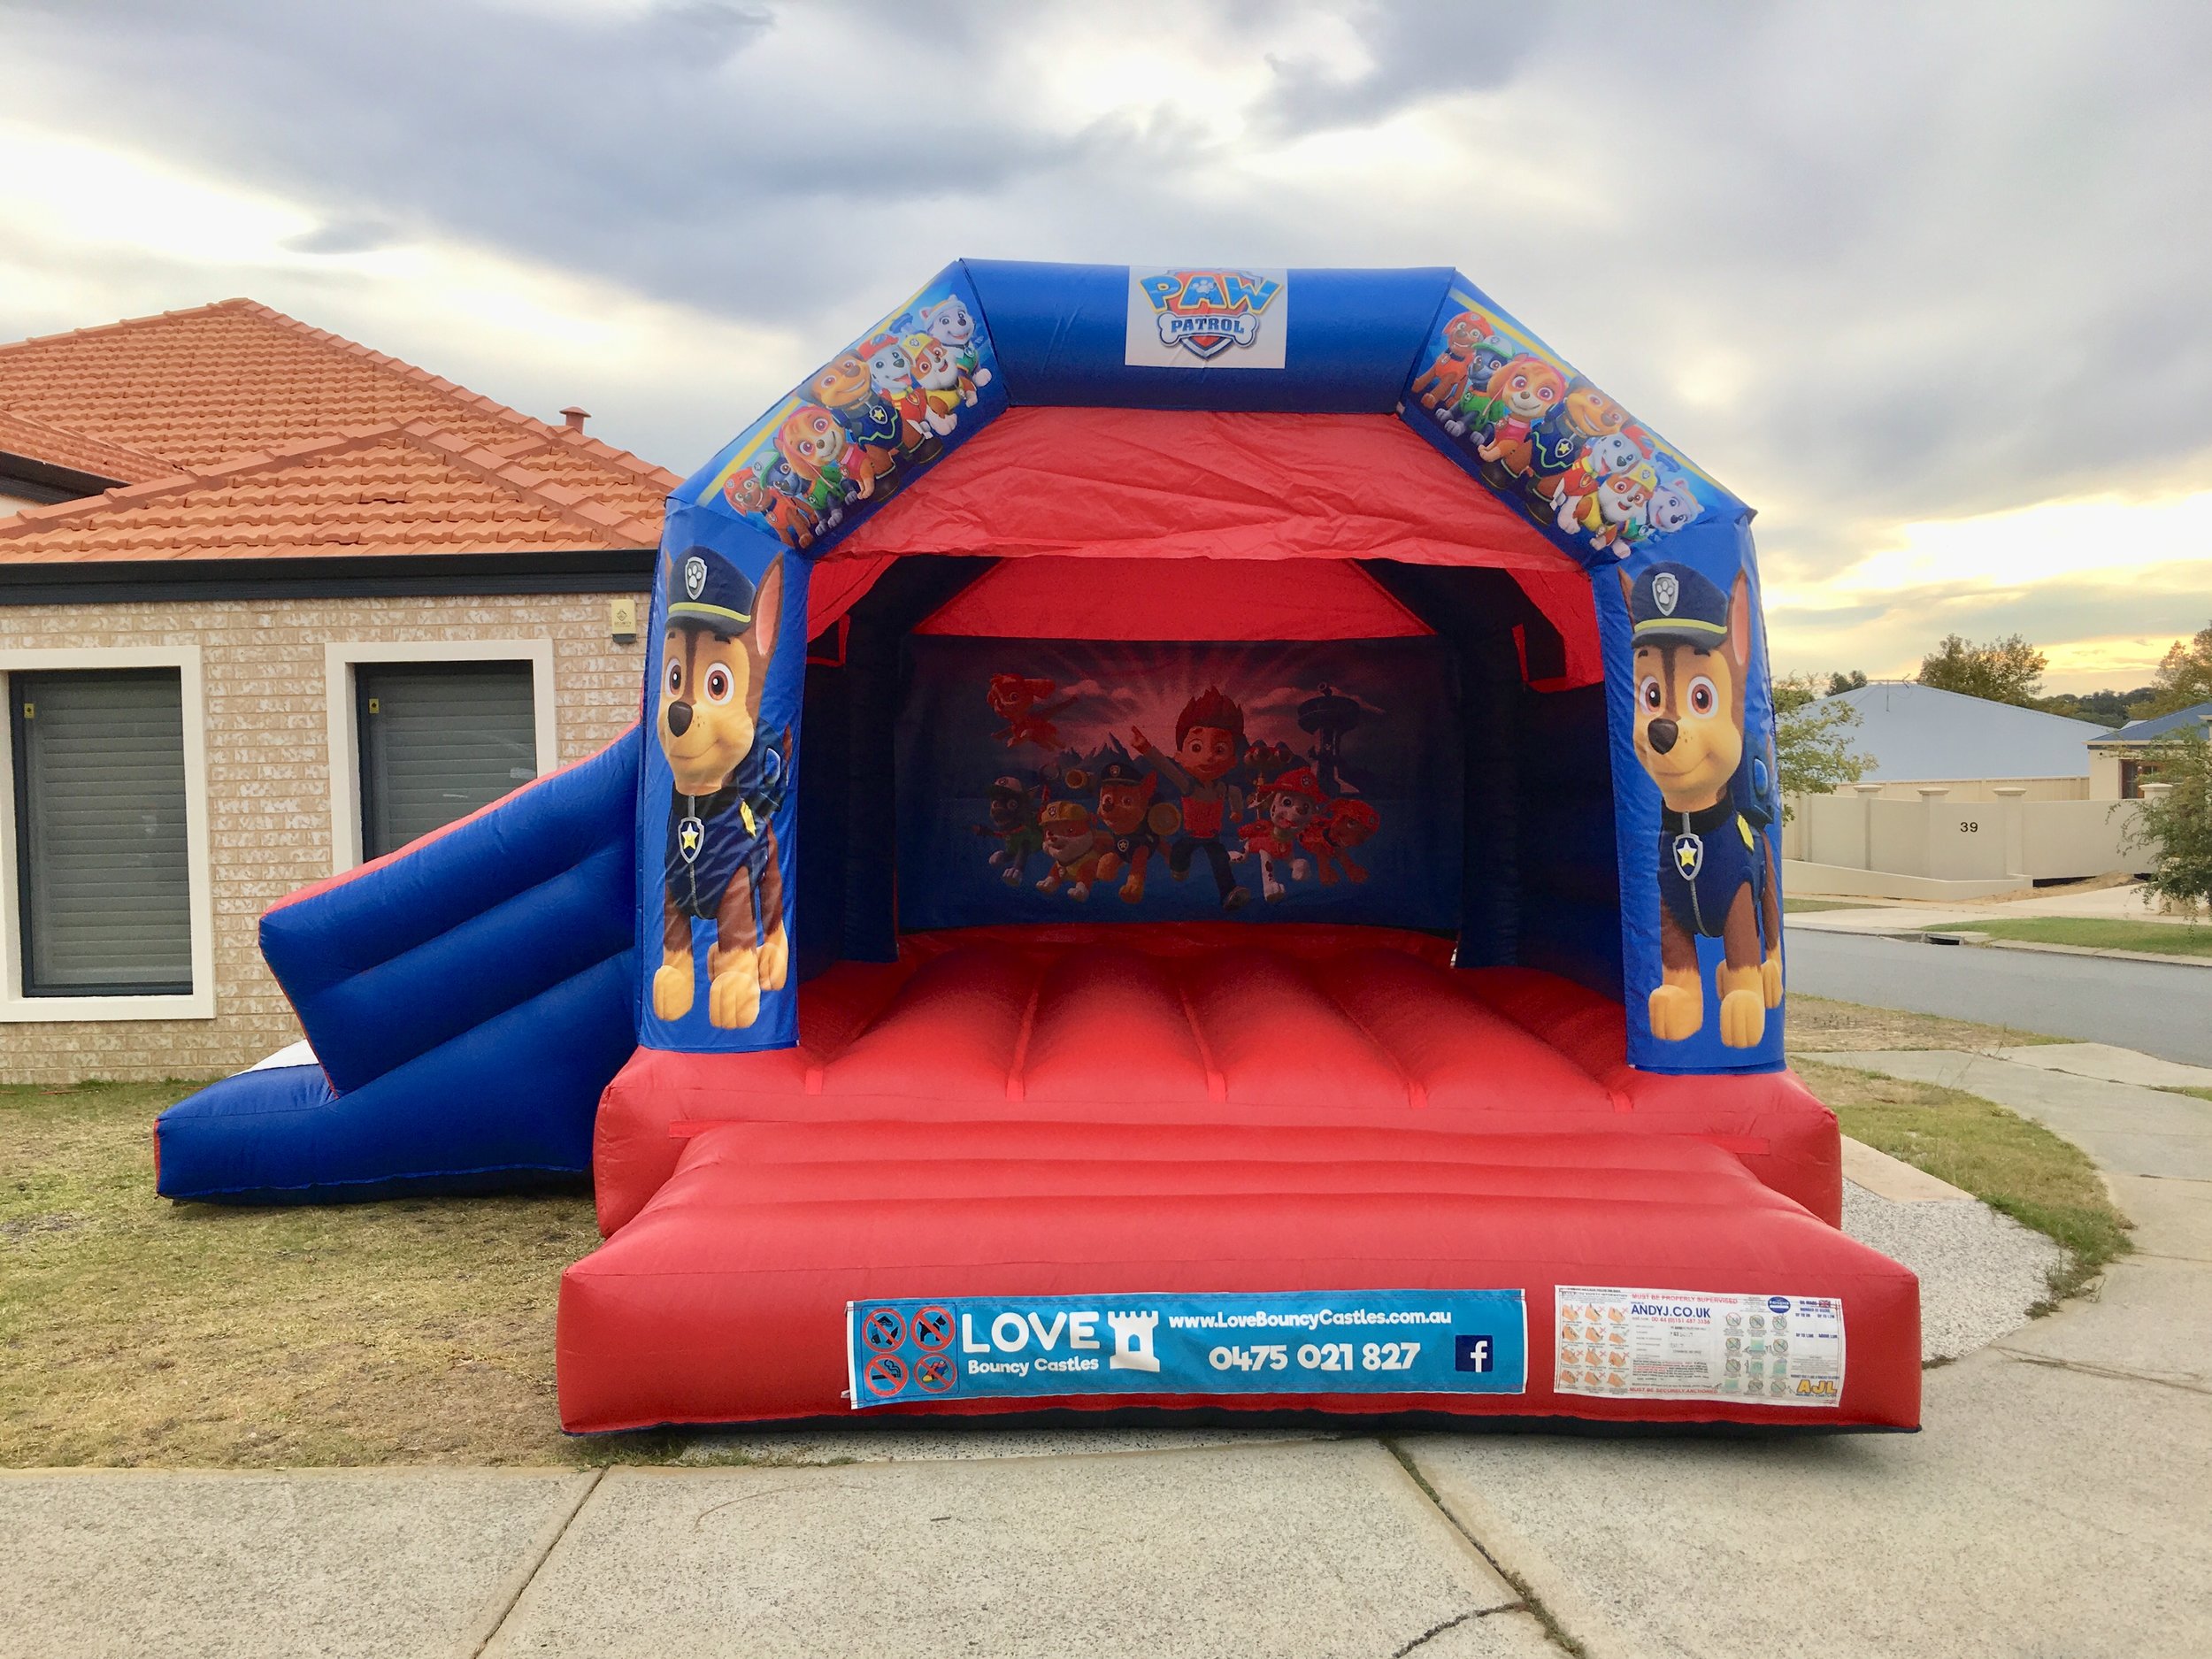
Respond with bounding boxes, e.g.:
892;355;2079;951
0;592;645;1084
1829;776;2089;803
1781;787;2148;887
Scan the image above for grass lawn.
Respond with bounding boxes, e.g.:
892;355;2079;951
0;996;2137;1467
1928;918;2212;957
1782;897;1876;914
1793;1058;2131;1308
0;1078;616;1468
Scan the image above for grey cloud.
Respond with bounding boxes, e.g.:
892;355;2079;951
5;0;2208;623
281;219;400;256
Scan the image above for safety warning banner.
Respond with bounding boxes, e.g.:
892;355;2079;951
1553;1286;1844;1407
846;1288;1527;1409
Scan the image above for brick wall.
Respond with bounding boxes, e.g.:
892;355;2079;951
1;591;645;1085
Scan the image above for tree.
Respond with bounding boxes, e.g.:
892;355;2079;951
2134;620;2212;719
1824;669;1868;695
1772;674;1870;819
1916;633;2047;706
2121;728;2212;917
2038;687;2158;728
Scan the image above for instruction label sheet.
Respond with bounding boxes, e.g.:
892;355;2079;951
1553;1286;1844;1407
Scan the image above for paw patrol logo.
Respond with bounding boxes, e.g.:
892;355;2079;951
1126;267;1289;370
683;557;708;601
1652;572;1680;616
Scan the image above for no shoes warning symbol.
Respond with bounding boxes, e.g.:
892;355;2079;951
862;1354;908;1398
860;1307;906;1352
911;1305;954;1351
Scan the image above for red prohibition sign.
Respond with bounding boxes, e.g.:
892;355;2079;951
910;1305;955;1351
860;1307;906;1352
915;1354;956;1394
862;1354;909;1398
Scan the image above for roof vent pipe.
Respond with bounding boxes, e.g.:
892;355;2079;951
560;406;589;433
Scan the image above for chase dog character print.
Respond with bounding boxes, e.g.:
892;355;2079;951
655;547;792;1030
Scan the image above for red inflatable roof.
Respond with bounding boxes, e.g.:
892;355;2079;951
808;407;1601;687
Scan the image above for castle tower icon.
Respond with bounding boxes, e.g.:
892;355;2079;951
1107;1310;1162;1372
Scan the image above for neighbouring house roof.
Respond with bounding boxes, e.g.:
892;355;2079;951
2092;700;2212;747
1826;680;2108;781
0;406;171;486
0;297;677;561
0;422;663;563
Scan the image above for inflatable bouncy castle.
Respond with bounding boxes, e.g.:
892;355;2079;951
157;263;1922;1432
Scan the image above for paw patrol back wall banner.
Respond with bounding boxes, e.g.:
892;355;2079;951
647;260;1783;1071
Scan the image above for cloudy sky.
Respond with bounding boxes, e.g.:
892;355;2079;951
4;0;2206;689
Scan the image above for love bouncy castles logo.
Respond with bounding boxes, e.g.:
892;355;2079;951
1125;266;1289;369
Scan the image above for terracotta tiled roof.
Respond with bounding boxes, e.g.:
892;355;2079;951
0;422;663;563
0;406;171;485
0;296;678;505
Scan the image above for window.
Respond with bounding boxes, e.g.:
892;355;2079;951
355;662;539;860
324;640;557;872
2;647;212;1019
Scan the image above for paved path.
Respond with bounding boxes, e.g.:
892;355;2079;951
7;1051;2208;1657
1786;925;2212;1064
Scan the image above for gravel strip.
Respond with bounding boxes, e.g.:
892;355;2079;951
1841;1181;2066;1362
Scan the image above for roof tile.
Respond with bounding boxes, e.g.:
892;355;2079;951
0;298;679;560
0;425;657;563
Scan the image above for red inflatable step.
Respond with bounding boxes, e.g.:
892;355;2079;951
559;1122;1917;1432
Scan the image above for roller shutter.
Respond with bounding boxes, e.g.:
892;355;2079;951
357;662;538;860
10;669;192;995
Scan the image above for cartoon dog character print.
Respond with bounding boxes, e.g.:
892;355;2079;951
1035;799;1110;900
1090;758;1165;904
916;297;992;388
988;674;1074;751
1631;477;1705;549
655;549;791;1030
1240;765;1326;902
973;773;1045;886
861;333;940;463
722;464;820;550
1620;562;1782;1048
806;352;904;491
1410;309;1497;410
1307;795;1379;885
1548;430;1652;521
1566;461;1660;555
902;332;976;436
769;404;864;529
1440;334;1516;439
1526;382;1630;497
1475;355;1570;475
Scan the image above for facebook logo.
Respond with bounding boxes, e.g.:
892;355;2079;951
1454;1334;1494;1373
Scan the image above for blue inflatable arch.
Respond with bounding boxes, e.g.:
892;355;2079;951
649;260;1782;1071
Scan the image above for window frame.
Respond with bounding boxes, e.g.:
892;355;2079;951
0;645;215;1022
324;640;557;872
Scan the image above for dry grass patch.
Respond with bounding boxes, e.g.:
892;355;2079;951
1793;1057;2132;1308
0;1078;637;1468
1788;994;2063;1054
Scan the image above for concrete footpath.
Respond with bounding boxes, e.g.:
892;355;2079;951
7;1054;2209;1658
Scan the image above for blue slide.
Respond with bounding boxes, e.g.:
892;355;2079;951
156;726;641;1203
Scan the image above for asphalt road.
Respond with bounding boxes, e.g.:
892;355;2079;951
1785;926;2212;1067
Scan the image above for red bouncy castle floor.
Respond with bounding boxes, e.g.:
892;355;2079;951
562;926;1918;1432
